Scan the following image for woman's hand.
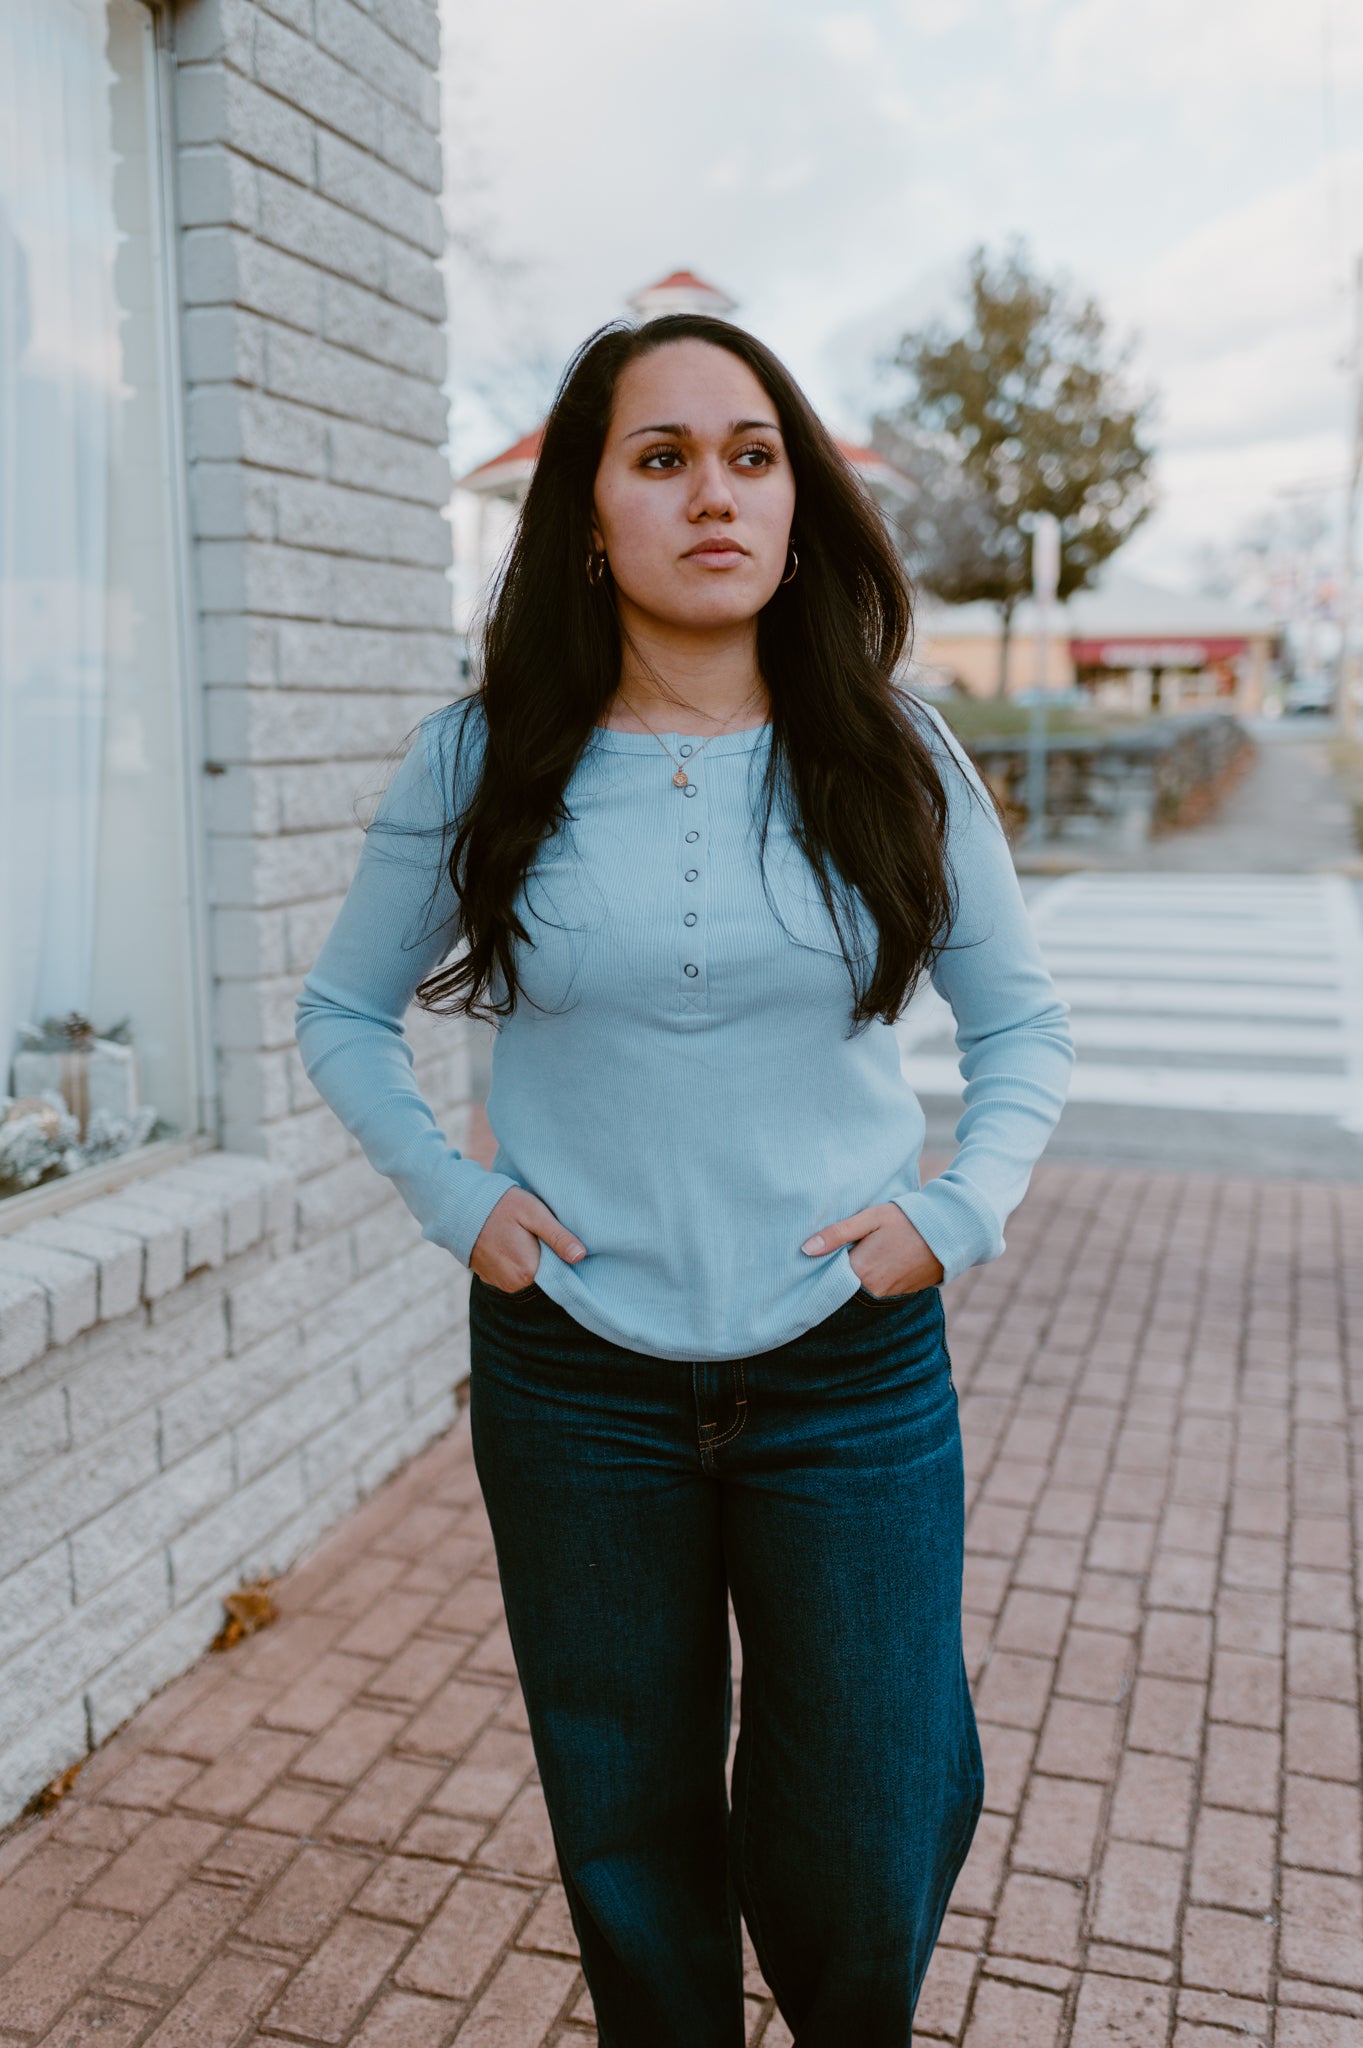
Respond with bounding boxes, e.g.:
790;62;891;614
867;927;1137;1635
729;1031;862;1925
470;1187;586;1293
801;1202;944;1298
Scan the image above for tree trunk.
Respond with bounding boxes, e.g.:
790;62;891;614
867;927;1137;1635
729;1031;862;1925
995;602;1015;699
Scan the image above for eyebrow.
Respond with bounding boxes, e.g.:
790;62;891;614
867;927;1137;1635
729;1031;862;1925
622;418;782;441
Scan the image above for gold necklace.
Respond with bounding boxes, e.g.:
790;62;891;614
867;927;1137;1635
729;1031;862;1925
615;686;767;788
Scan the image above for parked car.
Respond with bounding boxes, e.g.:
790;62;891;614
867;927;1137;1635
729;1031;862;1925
1284;671;1334;715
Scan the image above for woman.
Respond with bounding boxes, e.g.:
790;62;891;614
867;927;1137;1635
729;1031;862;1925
296;313;1075;2045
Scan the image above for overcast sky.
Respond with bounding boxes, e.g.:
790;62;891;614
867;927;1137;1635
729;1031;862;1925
439;0;1363;589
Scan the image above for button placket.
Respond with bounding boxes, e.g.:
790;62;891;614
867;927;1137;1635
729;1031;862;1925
676;756;708;1011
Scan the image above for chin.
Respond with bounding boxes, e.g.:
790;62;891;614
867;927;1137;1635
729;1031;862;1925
664;582;779;630
672;602;767;633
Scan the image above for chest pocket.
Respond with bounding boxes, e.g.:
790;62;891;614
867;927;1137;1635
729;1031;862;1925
763;829;878;965
516;814;615;934
506;828;597;1010
519;852;608;940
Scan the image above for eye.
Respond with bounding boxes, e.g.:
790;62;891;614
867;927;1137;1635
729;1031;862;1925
638;445;685;471
733;441;779;470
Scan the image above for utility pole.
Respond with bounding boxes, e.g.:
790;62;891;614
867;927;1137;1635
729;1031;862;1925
1025;512;1061;848
1340;251;1362;739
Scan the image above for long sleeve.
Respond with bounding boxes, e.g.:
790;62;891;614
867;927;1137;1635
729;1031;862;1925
294;706;518;1267
891;703;1076;1284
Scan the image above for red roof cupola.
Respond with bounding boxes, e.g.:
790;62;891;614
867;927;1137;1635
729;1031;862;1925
626;269;738;322
457;425;545;501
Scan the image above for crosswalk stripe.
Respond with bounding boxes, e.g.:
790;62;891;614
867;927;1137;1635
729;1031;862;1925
1039;924;1334;959
1054;978;1346;1021
899;1054;1352;1117
898;872;1363;1133
1039;950;1340;986
1060;1015;1346;1060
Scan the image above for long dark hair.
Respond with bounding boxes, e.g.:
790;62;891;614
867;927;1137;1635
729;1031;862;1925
417;313;961;1031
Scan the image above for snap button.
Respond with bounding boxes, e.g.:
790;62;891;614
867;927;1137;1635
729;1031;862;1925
685;868;699;882
684;912;697;926
683;784;697;797
683;963;699;978
685;831;699;843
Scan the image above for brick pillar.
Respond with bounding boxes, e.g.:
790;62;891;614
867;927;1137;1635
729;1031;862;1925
170;0;469;1180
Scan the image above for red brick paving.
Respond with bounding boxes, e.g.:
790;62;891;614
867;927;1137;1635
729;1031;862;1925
0;1158;1360;2044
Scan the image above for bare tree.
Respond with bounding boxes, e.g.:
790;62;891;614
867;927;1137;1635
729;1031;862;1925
874;424;1025;613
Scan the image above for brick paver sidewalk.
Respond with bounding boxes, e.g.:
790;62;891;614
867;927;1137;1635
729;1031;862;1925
1;1159;1361;2046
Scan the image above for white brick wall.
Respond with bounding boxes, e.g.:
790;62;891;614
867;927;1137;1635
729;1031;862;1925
0;1148;473;1821
0;0;475;1826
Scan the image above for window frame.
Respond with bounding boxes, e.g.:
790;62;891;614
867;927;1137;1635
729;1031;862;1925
0;0;217;1226
147;0;216;1148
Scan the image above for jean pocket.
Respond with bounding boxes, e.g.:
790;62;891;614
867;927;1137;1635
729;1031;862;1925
474;1272;541;1303
853;1281;924;1305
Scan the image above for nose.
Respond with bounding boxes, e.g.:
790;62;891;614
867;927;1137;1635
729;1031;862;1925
688;452;738;523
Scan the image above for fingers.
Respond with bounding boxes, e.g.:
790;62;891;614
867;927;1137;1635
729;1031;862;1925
801;1206;879;1256
518;1191;586;1263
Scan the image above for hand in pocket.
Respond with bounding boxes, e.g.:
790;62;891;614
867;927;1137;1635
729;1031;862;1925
470;1187;586;1293
800;1201;944;1298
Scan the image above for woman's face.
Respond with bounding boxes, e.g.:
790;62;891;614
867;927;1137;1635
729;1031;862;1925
591;340;797;636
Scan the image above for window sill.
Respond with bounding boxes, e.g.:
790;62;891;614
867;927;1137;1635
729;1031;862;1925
0;1148;297;1384
0;1133;217;1237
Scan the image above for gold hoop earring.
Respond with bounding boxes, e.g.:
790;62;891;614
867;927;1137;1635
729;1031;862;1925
781;545;799;586
586;550;608;588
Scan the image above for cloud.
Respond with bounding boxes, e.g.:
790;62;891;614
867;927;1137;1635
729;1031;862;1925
1100;153;1360;562
895;0;981;31
439;0;1362;576
1052;0;1363;104
1104;154;1360;456
1124;429;1347;583
439;0;935;437
815;10;884;64
1160;331;1349;453
1120;154;1360;357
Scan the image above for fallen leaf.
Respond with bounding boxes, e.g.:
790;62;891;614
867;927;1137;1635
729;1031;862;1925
26;1759;83;1815
210;1575;278;1652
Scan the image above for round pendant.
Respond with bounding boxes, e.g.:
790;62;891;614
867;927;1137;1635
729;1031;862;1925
672;768;689;788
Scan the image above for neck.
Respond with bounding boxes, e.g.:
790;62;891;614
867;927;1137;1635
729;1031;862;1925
606;607;769;734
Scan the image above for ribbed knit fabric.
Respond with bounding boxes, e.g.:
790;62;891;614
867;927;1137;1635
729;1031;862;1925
295;694;1075;1363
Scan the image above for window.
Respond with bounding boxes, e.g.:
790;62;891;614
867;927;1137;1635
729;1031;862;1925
0;0;204;1199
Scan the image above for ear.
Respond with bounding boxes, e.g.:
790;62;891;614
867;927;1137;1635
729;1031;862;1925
588;513;604;554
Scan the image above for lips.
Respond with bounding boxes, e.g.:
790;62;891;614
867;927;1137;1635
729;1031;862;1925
683;538;747;559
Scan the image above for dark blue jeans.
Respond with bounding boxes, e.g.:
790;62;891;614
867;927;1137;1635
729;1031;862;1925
467;1274;983;2047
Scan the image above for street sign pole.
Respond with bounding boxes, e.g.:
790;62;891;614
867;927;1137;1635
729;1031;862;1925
1339;252;1362;740
1026;513;1061;847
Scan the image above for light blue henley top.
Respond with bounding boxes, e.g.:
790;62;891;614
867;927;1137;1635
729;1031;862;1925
295;693;1075;1362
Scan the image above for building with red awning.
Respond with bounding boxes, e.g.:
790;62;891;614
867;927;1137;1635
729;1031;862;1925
912;574;1279;715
